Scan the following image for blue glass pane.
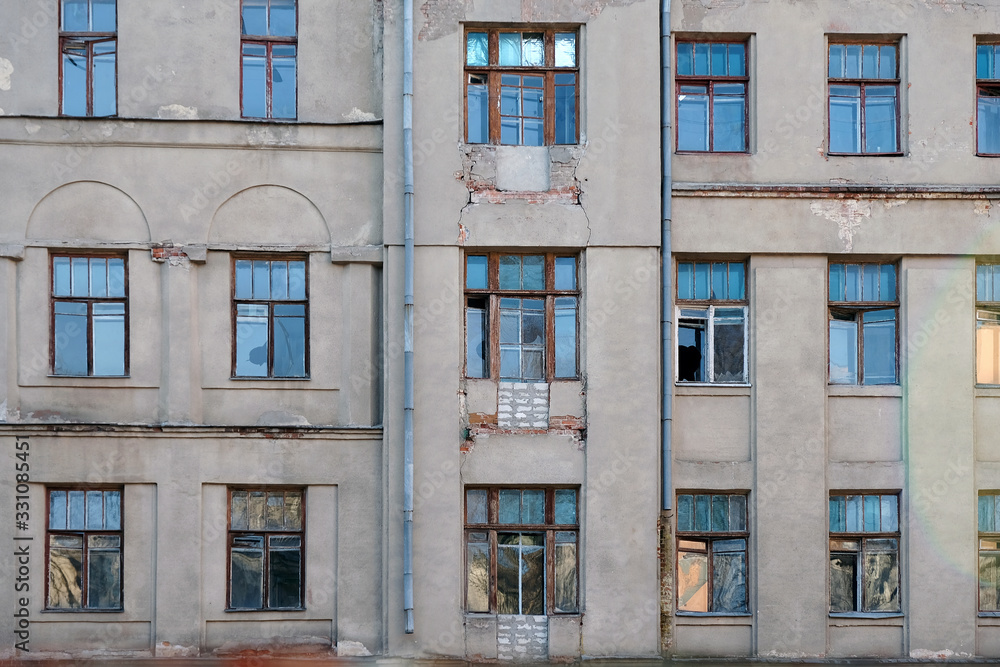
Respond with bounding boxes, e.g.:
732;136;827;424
728;43;745;76
521;34;544;67
71;257;89;296
62;48;88;116
235;260;253;299
499;489;520;523
69;490;85;529
523;118;543;146
694;263;709;300
499;256;520;290
92;0;116;31
522;256;544;290
499;33;520;66
235;304;269;377
270;261;288;300
50;490;67;530
54;302;88;375
993;267;1000;307
555;33;576;67
92;302;125;376
554;75;576;144
830;496;846;532
288;261;306;299
54;257;71;295
253;260;270;299
829;93;861;153
879;45;896;79
879;264;896;302
500;118;520;145
467;32;488;66
880;495;898;532
862;264;878;302
713;93;745;151
829;264;845;301
694;494;710;531
522;489;544;523
90;258;107;297
862;44;878;79
242;48;267;118
981;494;994;532
273;310;306;377
677;494;694;531
711;495;730;531
93;44;116;117
554;489;576;524
980;93;1000;154
104;490;121;530
62;0;89;31
678;94;709;151
845;44;862;78
242;0;267;35
270;0;296;37
979;44;994;80
271;46;296;119
829;44;844;78
829;317;858;384
678;262;694;300
865;90;897;153
711;43;727;76
728;262;745;300
554;297;576;378
522;87;543;119
466;306;487;378
108;258;125;297
555;257;576;290
693;43;709;75
677;43;693;76
845;264;860;301
467;82;488;143
845;495;862;532
864;495;880;531
87;490;104;529
466;256;488;289
863;309;897;385
711;263;727;299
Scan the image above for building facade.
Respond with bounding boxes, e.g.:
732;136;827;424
3;0;1000;662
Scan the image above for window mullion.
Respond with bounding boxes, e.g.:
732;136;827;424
707;305;715;383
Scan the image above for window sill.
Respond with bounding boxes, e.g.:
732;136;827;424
827;152;905;158
976;385;1000;397
41;608;124;614
675;383;751;396
229;376;311;382
829;612;904;621
827;384;902;397
675;151;751;156
675;613;752;625
979;612;1000;620
225;607;305;613
463;612;581;618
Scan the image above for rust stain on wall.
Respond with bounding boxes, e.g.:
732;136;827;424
419;0;645;41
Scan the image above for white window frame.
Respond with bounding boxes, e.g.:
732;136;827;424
675;305;749;385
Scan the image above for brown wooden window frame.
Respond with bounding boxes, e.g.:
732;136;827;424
829;492;901;615
674;40;750;154
827;39;902;156
240;0;298;120
227;488;306;611
464;487;580;615
58;0;117;117
675;491;749;615
976;263;1000;385
45;487;124;612
828;261;899;386
977;41;1000;157
464;27;580;146
49;252;129;377
231;255;310;379
464;253;580;382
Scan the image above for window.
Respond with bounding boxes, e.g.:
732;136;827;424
51;255;128;376
465;254;578;382
676;261;747;383
980;493;1000;611
676;493;748;614
829;262;897;385
828;41;899;154
47;488;122;610
978;43;1000;155
59;0;116;117
465;487;578;615
977;264;1000;384
241;0;297;119
233;258;308;378
829;493;900;614
675;41;748;152
228;489;304;610
465;29;578;145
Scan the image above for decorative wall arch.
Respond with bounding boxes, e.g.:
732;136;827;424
207;185;329;245
26;181;150;243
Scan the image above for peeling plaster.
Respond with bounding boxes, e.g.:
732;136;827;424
419;0;644;40
157;104;198;120
343;107;378;122
910;649;975;660
810;199;873;252
336;640;372;657
975;200;993;216
0;57;12;91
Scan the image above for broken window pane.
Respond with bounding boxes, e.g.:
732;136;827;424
678;315;707;382
863;539;899;612
829;551;857;612
678;551;709;612
466;300;488;378
522;33;544;66
521;539;545;615
713;308;745;383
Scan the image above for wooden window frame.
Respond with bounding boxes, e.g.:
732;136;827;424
827;39;902;156
226;488;306;611
58;0;117;117
464;252;580;382
240;0;298;120
976;41;1000;157
45;487;124;612
49;252;130;377
976;263;1000;385
230;255;310;379
674;40;750;154
674;260;748;384
979;492;1000;613
675;491;749;615
829;492;901;615
464;27;580;146
464;487;580;615
828;261;899;386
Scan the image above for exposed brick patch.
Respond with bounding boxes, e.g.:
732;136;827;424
150;243;188;262
548;415;585;431
469;412;498;428
460;145;582;205
497;614;547;662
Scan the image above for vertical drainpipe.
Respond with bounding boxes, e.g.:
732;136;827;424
661;0;673;512
403;0;416;636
